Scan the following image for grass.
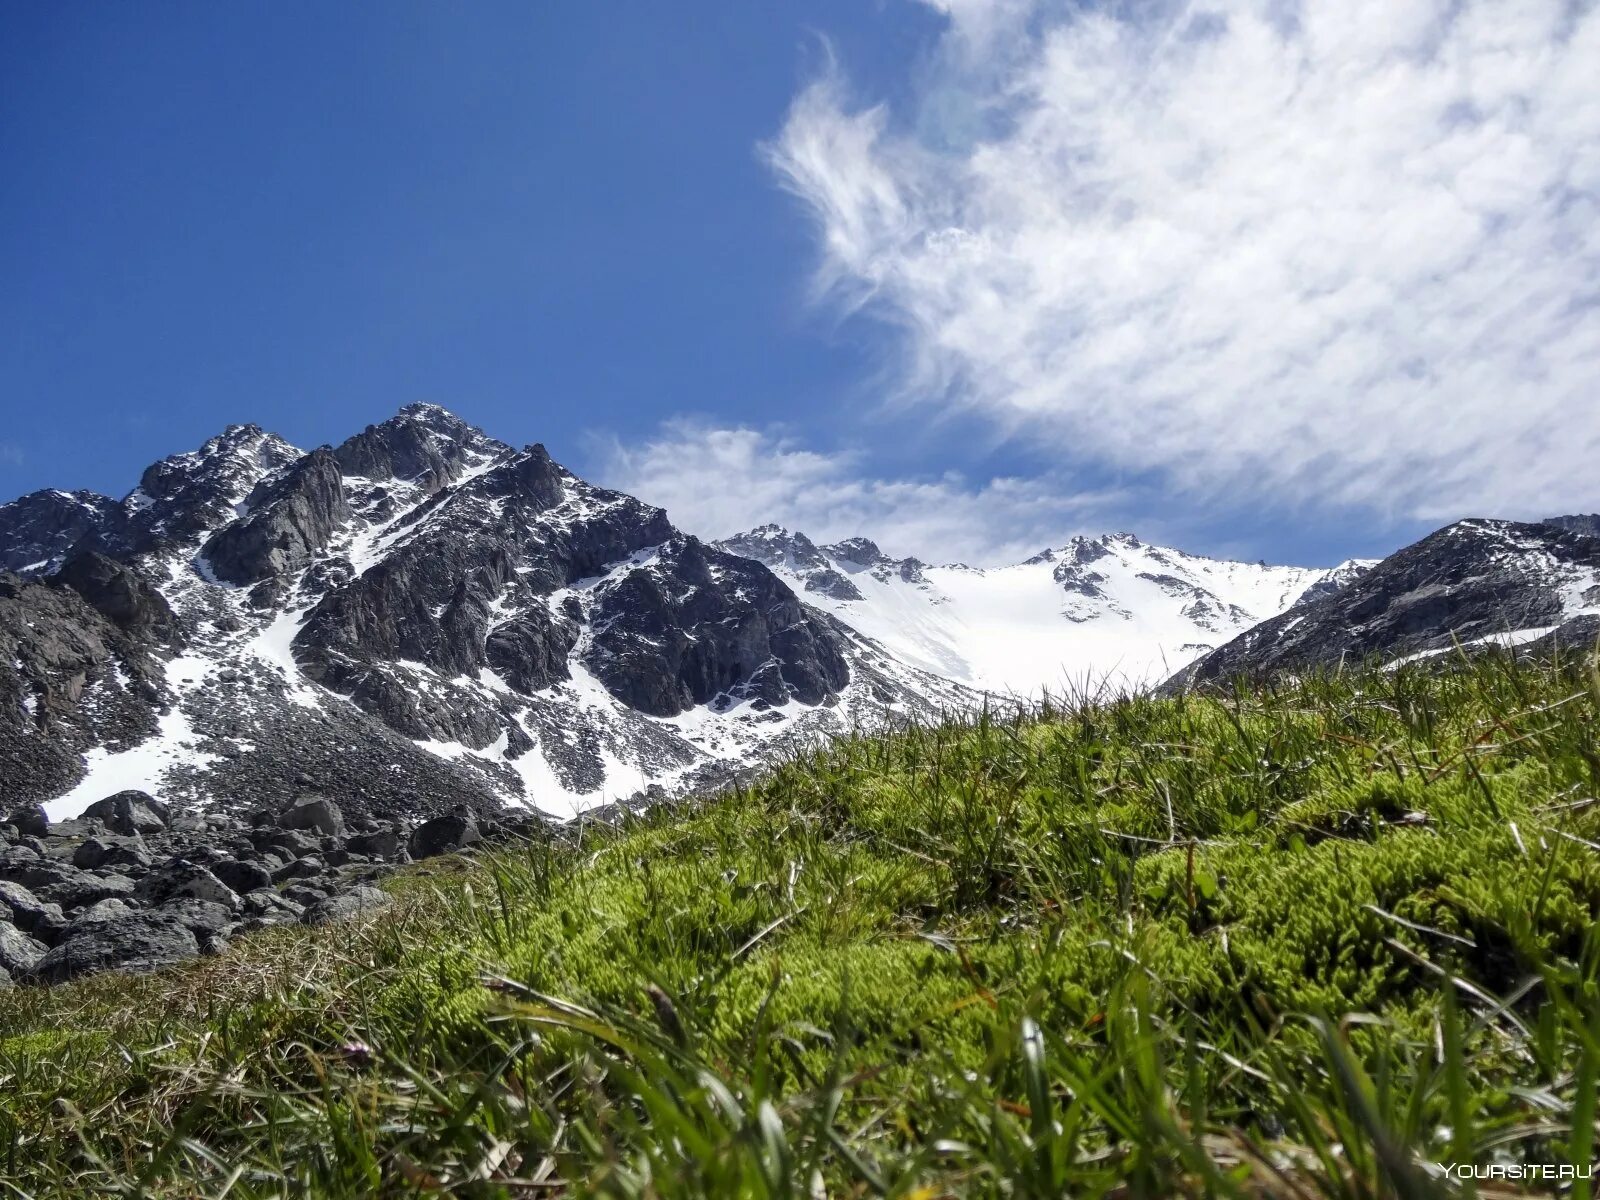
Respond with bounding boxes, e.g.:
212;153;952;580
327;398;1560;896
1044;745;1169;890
4;649;1600;1196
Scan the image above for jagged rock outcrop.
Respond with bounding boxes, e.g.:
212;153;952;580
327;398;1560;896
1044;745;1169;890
203;448;351;585
1288;558;1375;608
1170;520;1600;687
0;573;171;803
333;402;508;493
54;551;181;641
586;538;851;717
0;490;127;575
1543;514;1600;539
127;424;304;552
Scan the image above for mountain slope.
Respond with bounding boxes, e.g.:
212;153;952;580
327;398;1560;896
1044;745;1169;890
0;406;970;820
1170;517;1600;685
717;525;1366;695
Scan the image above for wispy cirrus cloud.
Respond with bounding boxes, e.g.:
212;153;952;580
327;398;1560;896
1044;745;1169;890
765;0;1600;524
589;419;1130;566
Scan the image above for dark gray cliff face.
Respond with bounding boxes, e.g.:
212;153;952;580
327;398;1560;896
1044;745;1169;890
586;538;851;718
53;552;180;643
203;449;352;585
0;491;127;575
0;571;173;803
1171;519;1600;687
1544;514;1600;539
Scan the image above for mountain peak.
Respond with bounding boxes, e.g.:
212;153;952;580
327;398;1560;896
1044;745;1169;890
824;536;882;567
334;405;507;493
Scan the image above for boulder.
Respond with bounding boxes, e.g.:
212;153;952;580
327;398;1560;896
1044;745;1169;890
5;805;49;838
135;863;240;913
276;795;345;838
81;791;168;836
32;915;200;983
302;886;392;926
0;964;11;989
210;858;273;895
34;868;138;910
0;920;48;975
282;883;330;907
272;856;325;884
0;881;67;941
157;898;237;937
65;898;138;932
409;809;482;860
348;826;407;862
73;834;152;872
239;890;304;924
252;828;321;859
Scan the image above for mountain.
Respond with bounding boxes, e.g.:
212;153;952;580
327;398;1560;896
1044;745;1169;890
0;405;971;821
715;525;1369;695
1170;517;1600;686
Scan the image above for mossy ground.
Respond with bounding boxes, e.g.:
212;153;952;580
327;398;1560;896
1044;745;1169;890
4;651;1600;1196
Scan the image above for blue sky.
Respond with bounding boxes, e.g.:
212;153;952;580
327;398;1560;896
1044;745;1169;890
4;2;1596;567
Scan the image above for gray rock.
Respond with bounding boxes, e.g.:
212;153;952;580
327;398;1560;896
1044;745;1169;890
35;867;138;909
5;805;49;838
277;795;345;837
252;828;322;859
73;834;152;871
281;883;330;907
157;898;237;936
0;881;67;941
82;791;168;836
210;857;273;895
409;809;482;860
54;552;180;640
302;886;392;926
0;963;11;989
0;844;41;874
272;856;325;883
66;898;138;931
32;915;200;983
45;818;100;840
347;826;407;861
0;920;48;975
136;863;240;912
239;890;304;922
1172;519;1600;688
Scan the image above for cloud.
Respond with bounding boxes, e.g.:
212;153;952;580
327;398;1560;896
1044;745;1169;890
0;442;22;469
765;0;1600;523
589;419;1127;566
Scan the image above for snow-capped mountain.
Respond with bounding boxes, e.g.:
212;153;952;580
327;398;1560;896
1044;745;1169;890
716;525;1370;695
0;406;971;821
1172;517;1600;686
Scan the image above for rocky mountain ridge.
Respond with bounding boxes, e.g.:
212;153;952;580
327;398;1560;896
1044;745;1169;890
1169;517;1600;686
1;405;971;822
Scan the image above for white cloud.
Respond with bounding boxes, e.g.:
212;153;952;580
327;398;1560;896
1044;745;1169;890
765;0;1600;523
589;419;1128;566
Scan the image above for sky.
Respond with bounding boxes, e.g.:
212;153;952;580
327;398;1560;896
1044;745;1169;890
3;1;1597;568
